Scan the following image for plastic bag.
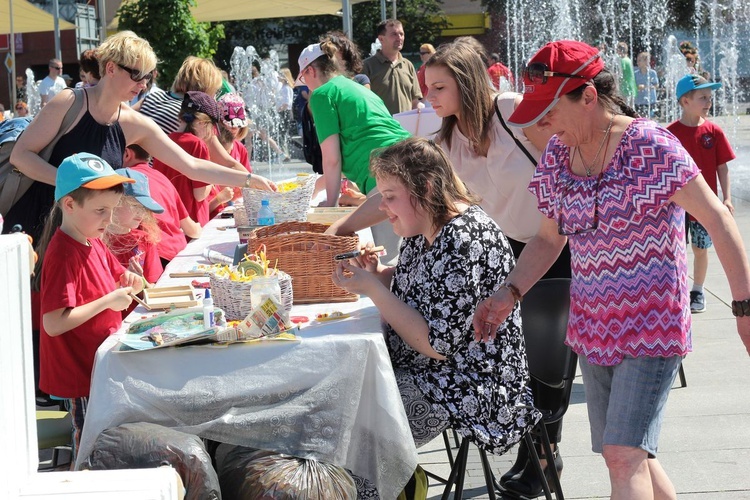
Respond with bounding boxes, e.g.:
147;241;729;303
219;447;356;500
82;422;221;500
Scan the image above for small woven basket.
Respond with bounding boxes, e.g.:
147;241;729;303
232;202;249;227
248;222;359;304
242;174;316;225
209;270;293;321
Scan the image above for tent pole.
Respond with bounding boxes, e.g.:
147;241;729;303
392;0;396;19
380;0;386;21
53;0;61;60
99;0;107;42
9;0;16;109
341;0;352;37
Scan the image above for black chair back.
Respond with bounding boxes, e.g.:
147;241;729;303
520;278;577;423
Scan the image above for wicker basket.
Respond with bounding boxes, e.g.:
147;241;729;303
242;174;316;225
248;222;359;304
209;270;293;321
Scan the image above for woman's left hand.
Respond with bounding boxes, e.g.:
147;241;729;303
332;260;380;295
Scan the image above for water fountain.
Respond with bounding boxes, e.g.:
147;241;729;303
229;46;288;178
499;0;748;142
24;68;41;117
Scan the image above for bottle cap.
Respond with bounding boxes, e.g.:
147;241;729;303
261;199;270;206
204;289;211;299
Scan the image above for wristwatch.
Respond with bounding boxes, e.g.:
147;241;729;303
731;299;750;317
243;173;253;188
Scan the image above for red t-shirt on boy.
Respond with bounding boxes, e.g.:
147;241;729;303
152;133;211;226
130;163;191;262
667;120;735;221
39;230;126;398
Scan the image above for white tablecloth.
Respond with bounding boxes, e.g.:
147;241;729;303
76;217;417;500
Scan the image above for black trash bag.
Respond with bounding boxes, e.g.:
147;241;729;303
219;446;356;500
83;422;221;500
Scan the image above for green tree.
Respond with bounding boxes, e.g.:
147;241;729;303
117;0;224;87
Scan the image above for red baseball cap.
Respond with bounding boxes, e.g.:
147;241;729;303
508;40;604;128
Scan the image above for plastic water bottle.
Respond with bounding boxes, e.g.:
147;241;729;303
257;199;275;226
203;289;215;328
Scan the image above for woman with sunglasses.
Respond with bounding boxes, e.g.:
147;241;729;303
7;31;275;243
473;40;750;499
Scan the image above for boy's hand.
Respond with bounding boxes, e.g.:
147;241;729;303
108;287;134;312
120;271;145;294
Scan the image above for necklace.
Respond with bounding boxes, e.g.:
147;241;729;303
576;114;615;177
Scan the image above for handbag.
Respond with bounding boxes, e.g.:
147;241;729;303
0;88;84;216
493;95;537;167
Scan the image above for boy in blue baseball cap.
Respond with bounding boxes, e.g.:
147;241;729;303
34;153;144;458
667;74;736;313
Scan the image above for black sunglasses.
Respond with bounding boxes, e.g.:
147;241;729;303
556;176;599;236
524;62;588;85
420;51;431;55
50;66;62;70
117;63;153;83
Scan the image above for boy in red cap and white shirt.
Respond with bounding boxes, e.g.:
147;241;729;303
667;74;736;313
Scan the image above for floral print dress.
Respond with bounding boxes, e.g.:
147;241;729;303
386;205;540;455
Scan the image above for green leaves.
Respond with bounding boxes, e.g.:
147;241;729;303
117;0;223;87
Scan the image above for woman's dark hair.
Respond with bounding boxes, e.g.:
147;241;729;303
370;137;479;232
79;49;101;80
126;144;150;162
566;69;639;118
32;185;124;291
321;31;363;76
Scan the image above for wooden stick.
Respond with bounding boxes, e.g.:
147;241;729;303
169;271;209;278
129;293;151;310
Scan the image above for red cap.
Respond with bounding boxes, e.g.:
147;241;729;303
508;40;604;127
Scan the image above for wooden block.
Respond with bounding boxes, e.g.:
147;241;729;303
306;207;357;225
142;285;199;310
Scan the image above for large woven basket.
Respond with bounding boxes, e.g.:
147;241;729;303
248;222;359;304
242;174;316;225
209;270;293;321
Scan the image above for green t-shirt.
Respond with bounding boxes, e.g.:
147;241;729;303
309;75;410;194
619;57;637;98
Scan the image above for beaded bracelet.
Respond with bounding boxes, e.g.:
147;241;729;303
732;298;750;317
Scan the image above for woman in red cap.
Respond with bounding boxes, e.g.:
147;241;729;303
473;40;750;498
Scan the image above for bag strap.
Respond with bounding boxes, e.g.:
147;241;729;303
38;88;85;161
493;95;537;167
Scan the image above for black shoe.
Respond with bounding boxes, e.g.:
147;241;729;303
503;446;563;499
500;439;529;486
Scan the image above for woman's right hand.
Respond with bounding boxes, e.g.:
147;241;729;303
472;287;516;342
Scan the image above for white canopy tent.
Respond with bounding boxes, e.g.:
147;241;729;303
188;0;374;42
1;0;75;34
